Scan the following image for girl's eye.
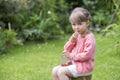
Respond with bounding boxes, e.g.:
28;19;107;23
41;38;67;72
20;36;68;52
78;23;82;25
72;24;75;26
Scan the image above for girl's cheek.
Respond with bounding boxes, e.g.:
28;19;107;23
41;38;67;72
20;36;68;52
74;28;78;32
72;27;76;32
73;29;76;32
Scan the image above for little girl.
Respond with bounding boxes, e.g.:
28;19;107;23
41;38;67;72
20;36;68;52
52;7;96;80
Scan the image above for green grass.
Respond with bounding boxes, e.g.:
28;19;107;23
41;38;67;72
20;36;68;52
0;34;120;80
93;34;120;80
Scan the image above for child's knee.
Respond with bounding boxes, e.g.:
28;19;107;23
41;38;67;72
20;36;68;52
58;68;66;76
52;67;57;76
52;66;61;76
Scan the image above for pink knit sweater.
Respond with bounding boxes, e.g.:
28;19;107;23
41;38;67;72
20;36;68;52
64;32;96;74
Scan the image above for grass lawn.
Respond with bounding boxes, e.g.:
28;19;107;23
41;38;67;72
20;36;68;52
0;33;120;80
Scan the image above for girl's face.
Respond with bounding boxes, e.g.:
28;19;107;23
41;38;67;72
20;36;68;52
71;21;90;35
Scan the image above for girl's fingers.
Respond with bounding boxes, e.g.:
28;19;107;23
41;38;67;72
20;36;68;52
62;51;66;54
62;53;67;57
73;32;79;37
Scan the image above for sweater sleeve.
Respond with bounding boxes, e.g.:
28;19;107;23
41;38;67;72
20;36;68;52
64;41;76;53
69;36;95;61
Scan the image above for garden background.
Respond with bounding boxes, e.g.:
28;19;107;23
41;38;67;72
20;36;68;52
0;0;120;80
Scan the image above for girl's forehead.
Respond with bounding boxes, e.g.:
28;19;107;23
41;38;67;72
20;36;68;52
70;19;87;25
70;19;81;24
70;15;87;24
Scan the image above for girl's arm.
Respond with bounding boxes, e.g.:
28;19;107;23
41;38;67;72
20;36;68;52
64;41;76;52
64;33;78;52
68;37;96;62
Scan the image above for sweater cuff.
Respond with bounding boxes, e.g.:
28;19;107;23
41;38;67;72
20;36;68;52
68;41;76;45
68;53;75;60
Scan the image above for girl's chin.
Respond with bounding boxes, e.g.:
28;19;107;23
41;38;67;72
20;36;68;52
74;31;79;34
76;31;81;34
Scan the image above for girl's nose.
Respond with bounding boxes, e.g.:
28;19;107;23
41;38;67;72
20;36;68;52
75;25;79;29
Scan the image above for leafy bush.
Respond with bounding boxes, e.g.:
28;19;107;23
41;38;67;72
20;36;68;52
102;6;120;54
20;11;64;41
0;0;68;42
102;24;120;41
0;0;70;54
83;0;112;28
0;29;18;54
102;23;120;54
92;10;111;27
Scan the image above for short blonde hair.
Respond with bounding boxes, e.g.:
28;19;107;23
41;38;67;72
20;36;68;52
69;7;91;24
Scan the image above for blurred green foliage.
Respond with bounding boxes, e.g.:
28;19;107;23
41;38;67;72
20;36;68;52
0;29;18;54
101;0;120;54
0;0;120;54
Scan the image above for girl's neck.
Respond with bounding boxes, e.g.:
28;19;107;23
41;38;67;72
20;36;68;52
81;29;90;38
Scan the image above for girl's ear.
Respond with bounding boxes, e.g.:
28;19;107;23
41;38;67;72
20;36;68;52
86;20;90;27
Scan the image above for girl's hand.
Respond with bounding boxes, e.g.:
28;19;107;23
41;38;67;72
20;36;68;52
61;58;72;66
62;51;70;58
61;61;72;66
69;32;79;43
